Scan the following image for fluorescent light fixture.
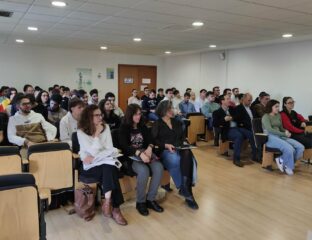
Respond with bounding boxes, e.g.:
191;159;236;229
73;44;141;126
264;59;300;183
100;46;107;50
282;33;293;38
133;38;142;42
192;21;204;27
165;51;172;54
209;44;217;48
15;39;24;43
51;1;67;7
27;26;38;31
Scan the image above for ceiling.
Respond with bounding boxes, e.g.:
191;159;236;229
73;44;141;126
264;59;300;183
1;0;312;55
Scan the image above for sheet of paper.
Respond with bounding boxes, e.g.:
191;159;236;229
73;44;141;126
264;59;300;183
142;78;151;84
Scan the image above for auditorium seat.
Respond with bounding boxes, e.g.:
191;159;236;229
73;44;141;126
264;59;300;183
0;146;23;175
186;112;206;145
0;173;46;240
27;142;73;208
252;118;282;170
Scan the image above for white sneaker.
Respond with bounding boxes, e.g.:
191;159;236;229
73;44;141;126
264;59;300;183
275;157;284;173
284;166;294;176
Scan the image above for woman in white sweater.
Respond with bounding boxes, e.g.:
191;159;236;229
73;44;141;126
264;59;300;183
77;105;127;225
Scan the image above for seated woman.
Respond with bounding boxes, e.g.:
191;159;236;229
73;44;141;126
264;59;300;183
281;97;312;149
33;90;49;120
151;100;198;209
99;98;121;130
127;89;141;106
118;104;164;216
262;99;304;175
77;105;127;225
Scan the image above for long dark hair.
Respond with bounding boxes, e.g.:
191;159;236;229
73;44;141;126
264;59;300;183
282;96;292;113
78;105;105;136
123;104;144;127
98;98;116;119
265;99;280;114
36;90;49;105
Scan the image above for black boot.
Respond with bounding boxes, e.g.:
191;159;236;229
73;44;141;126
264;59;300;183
179;176;199;210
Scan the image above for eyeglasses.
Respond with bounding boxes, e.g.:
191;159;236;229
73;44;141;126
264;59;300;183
21;102;31;106
287;101;295;104
93;114;102;118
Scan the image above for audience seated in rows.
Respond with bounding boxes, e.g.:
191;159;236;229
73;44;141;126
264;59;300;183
88;89;99;105
33;90;49;121
262;100;304;175
178;92;196;118
280;97;312;149
59;98;84;148
201;91;220;130
128;89;141;106
7;94;57;147
213;86;221;104
105;92;124;118
156;88;165;102
142;90;159;121
99;98;121;130
77;105;127;225
118;104;164;216
251;92;270;118
48;94;67;126
152;100;198;209
194;89;207;112
213;94;257;167
141;87;150;103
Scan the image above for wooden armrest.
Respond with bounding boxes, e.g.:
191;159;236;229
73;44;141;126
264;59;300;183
22;158;29;165
39;188;51;205
72;153;80;159
255;133;268;136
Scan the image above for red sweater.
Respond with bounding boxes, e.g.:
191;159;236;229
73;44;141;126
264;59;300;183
280;111;306;134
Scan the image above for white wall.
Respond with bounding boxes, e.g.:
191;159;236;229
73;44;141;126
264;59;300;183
162;41;312;117
0;44;164;100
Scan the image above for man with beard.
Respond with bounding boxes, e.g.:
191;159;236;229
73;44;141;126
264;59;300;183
7;94;56;147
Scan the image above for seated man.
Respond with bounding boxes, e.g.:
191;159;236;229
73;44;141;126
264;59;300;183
251;92;270;118
7;95;57;147
178;92;196;118
213;95;255;167
232;93;257;162
59;98;84;148
88;88;99;105
194;89;207;112
142;90;159;121
48;94;67;126
105;92;124;118
201;91;220;130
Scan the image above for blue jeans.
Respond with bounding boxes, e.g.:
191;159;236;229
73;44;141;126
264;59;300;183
266;134;304;170
228;127;257;161
148;112;159;121
161;150;182;188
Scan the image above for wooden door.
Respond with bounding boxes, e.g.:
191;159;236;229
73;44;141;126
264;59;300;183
118;65;157;112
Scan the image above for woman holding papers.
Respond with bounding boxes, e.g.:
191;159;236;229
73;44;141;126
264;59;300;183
152;100;198;210
119;104;164;216
77;105;127;225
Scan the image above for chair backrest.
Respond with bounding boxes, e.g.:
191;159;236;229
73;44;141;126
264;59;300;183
0;146;22;175
252;118;264;134
309;115;312;121
28;142;73;191
186;113;206;135
71;132;80;155
111;128;120;149
0;112;10;146
0;174;41;240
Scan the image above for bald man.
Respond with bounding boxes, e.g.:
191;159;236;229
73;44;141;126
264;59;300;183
232;93;258;161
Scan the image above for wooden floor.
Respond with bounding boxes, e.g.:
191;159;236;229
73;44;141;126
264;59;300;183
46;143;312;240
